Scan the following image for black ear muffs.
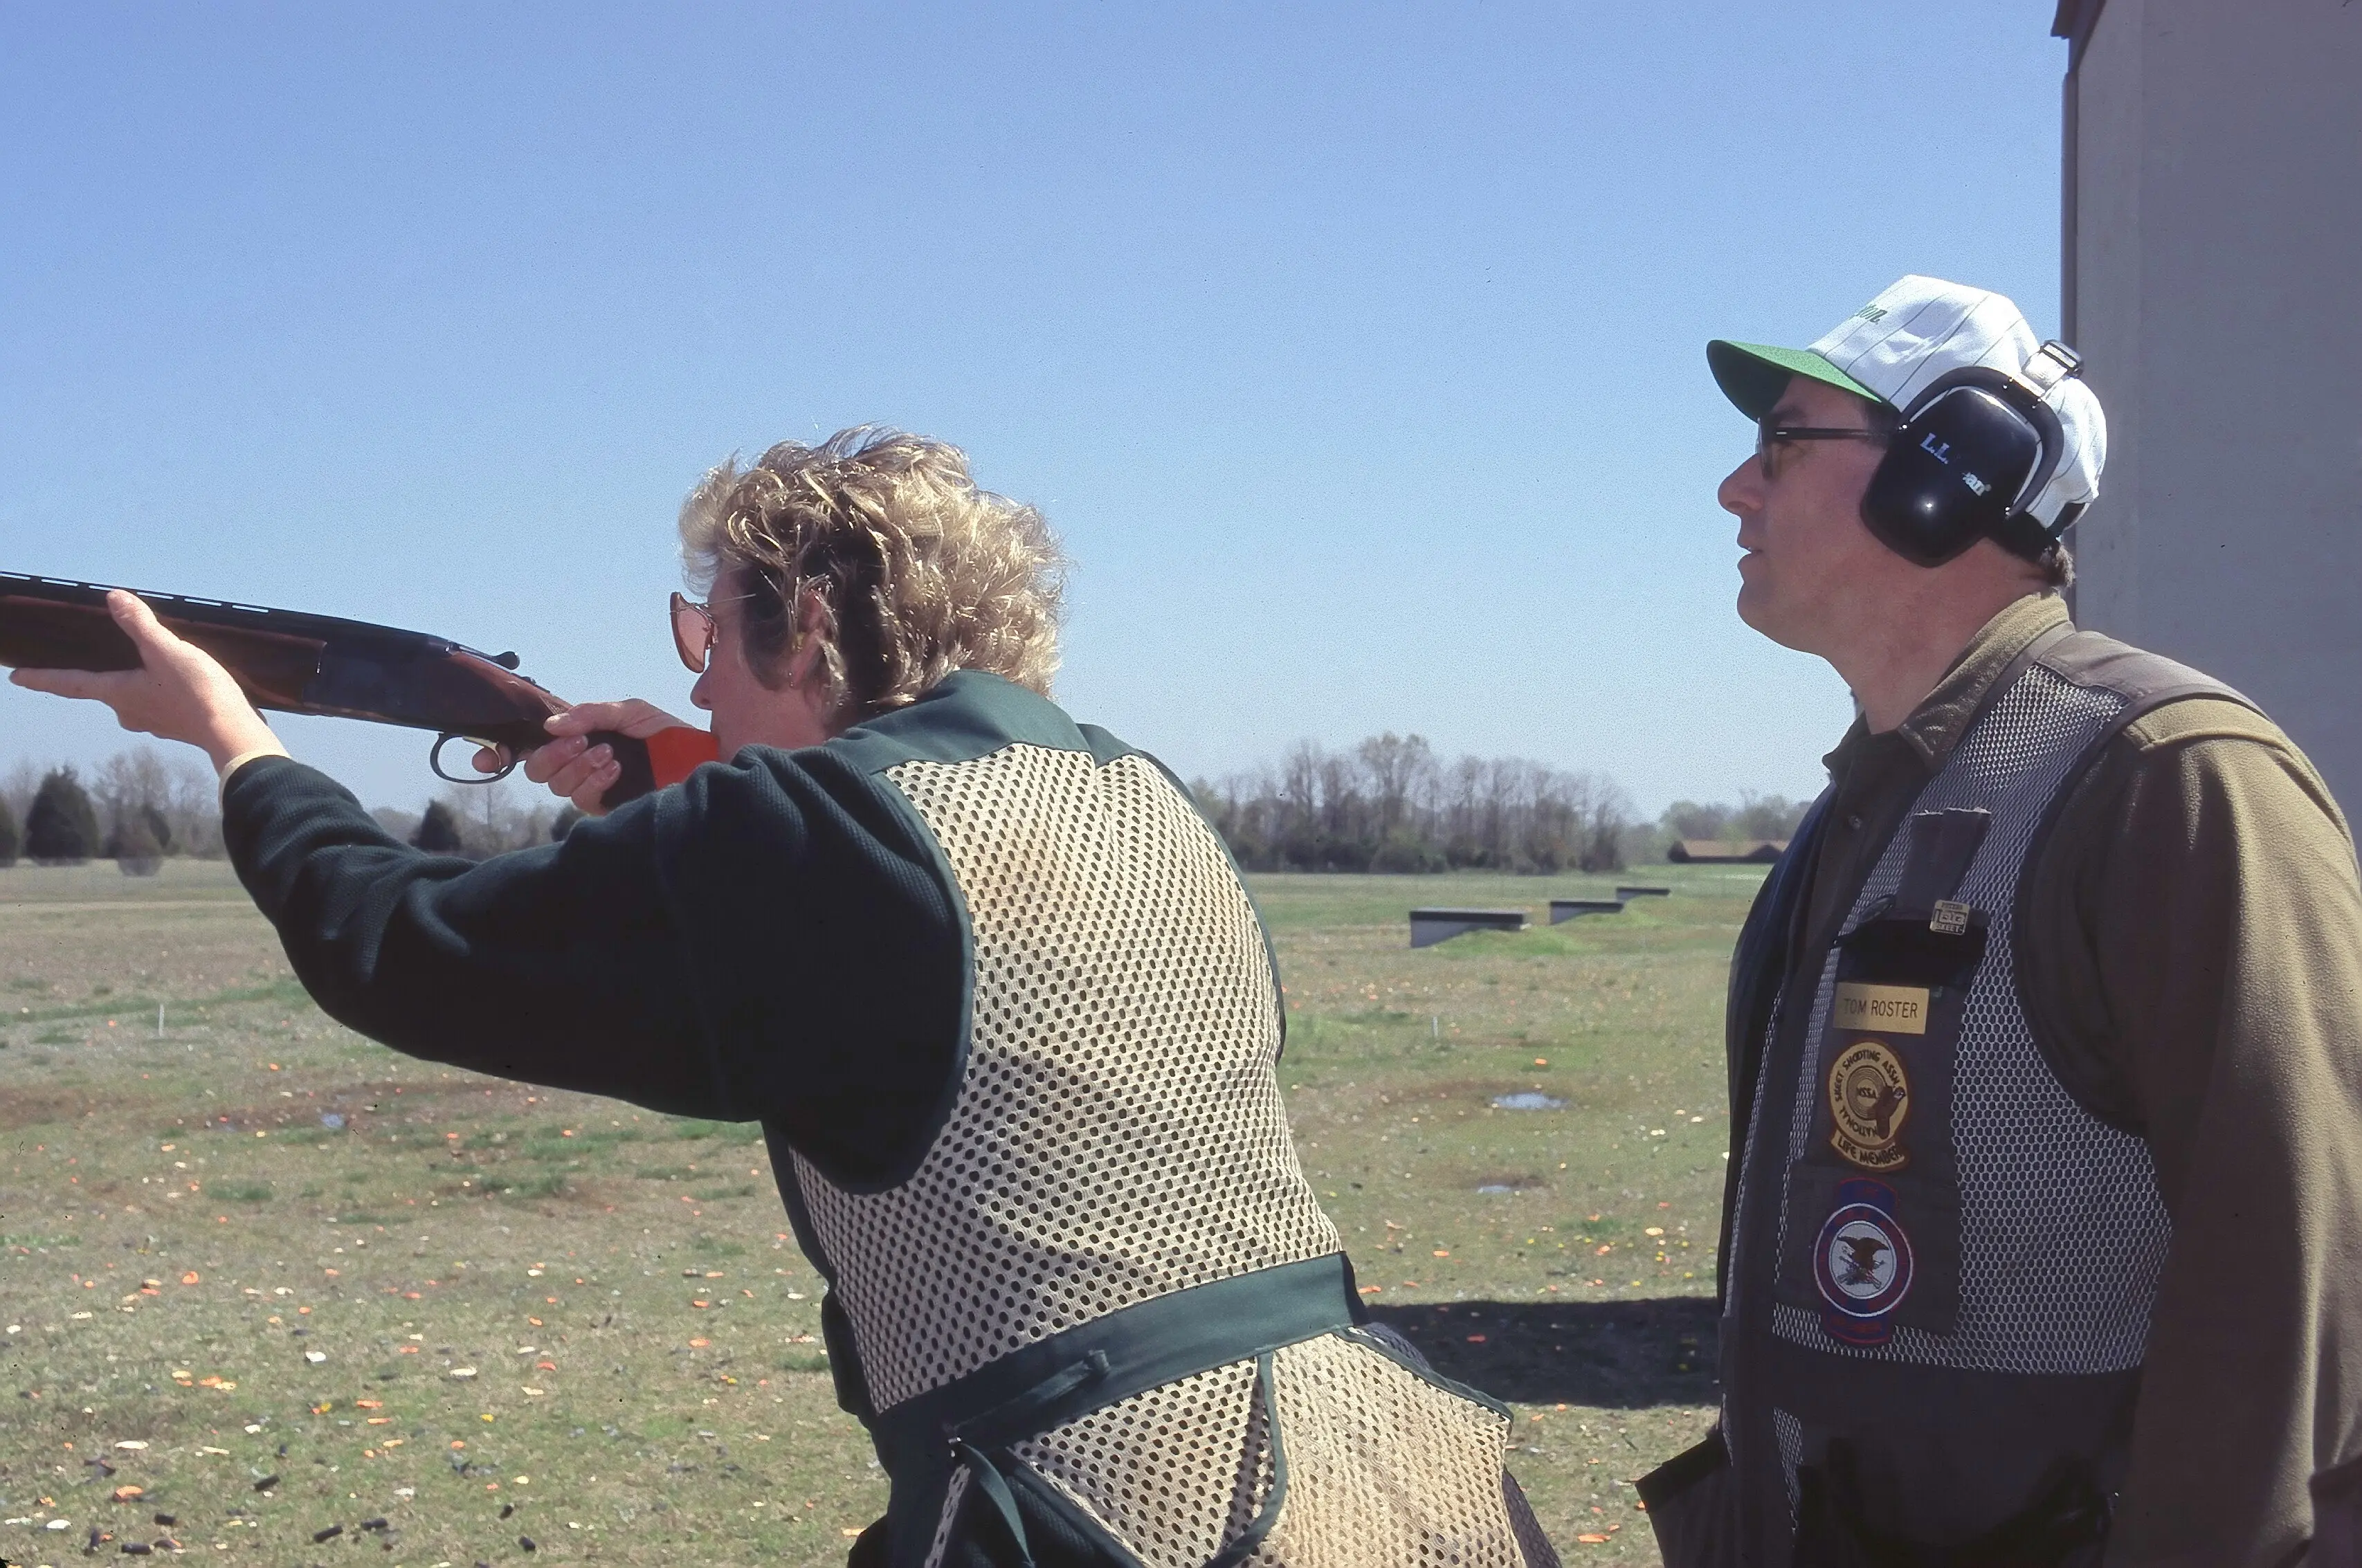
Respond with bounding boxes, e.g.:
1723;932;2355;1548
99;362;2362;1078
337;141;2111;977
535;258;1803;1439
1861;363;2071;568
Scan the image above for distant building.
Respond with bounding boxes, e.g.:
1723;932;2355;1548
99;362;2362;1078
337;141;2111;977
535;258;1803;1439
2053;1;2362;806
1669;839;1786;864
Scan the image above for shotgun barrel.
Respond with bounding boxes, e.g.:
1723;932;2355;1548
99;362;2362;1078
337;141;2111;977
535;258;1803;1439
0;572;656;808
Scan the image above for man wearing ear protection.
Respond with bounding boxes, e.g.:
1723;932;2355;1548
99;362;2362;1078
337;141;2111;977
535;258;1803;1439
1637;276;2362;1566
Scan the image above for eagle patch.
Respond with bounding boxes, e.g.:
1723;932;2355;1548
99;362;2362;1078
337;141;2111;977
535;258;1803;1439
1813;1177;1915;1346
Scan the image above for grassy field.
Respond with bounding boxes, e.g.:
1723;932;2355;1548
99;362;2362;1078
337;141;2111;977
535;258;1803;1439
0;857;1763;1566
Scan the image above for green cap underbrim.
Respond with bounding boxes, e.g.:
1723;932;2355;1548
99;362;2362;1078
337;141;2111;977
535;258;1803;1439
1707;340;1883;421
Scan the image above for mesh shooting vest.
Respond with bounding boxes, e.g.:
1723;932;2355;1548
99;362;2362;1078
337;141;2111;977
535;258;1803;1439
1717;626;2252;1553
771;677;1545;1568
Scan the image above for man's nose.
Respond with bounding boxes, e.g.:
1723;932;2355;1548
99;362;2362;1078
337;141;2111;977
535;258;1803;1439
689;668;715;712
1718;455;1764;518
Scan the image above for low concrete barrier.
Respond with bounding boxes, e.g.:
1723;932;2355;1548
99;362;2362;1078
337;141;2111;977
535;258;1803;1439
1409;907;1527;948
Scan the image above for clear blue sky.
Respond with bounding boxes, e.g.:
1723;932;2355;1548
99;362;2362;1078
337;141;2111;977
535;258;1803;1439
0;3;2070;815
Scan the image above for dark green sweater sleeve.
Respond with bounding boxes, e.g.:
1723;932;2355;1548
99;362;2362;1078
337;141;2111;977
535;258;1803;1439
221;749;967;1185
2023;699;2362;1566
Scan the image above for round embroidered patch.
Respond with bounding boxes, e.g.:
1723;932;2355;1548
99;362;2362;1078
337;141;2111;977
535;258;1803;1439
1814;1180;1914;1343
1827;1038;1911;1172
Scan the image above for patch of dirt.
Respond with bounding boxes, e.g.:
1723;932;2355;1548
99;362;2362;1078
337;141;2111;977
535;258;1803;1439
0;1085;161;1132
200;1074;590;1136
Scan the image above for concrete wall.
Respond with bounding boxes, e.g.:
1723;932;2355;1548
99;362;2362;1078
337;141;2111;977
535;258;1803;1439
2065;0;2362;806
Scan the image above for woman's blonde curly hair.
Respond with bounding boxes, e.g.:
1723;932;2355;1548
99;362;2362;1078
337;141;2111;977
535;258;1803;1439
678;427;1066;720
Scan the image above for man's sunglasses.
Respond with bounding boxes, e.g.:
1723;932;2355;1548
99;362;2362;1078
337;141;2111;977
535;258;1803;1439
1756;421;1889;475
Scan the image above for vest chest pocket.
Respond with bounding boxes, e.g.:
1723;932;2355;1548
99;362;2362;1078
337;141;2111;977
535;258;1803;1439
1773;911;1984;1345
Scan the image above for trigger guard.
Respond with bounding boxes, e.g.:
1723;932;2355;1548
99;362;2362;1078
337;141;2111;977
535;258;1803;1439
432;733;513;785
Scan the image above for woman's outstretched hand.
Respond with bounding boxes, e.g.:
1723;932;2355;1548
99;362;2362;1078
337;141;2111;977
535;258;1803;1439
484;699;690;816
7;589;287;773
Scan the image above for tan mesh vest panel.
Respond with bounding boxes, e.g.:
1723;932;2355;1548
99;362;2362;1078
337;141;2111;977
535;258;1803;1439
792;743;1341;1403
788;742;1531;1567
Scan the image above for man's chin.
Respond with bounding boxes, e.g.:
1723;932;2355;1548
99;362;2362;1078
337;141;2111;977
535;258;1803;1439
1735;584;1816;654
1734;576;1770;633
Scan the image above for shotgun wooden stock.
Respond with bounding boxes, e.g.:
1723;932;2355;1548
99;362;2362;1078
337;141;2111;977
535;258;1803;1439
0;572;664;809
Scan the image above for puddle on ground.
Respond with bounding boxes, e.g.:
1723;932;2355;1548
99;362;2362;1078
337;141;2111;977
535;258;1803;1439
1490;1093;1565;1111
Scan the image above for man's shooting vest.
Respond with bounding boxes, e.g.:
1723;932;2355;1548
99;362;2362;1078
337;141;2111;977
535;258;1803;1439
765;678;1546;1568
1718;627;2251;1559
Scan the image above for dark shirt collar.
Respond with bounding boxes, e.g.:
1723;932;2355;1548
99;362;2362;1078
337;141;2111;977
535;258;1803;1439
1823;593;2072;779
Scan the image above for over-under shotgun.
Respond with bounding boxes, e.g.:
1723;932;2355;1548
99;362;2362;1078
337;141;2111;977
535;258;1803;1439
0;572;666;808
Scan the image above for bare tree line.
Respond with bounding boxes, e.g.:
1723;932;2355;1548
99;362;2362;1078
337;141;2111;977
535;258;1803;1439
1191;733;1639;873
1190;736;1822;874
3;740;1816;876
1657;793;1814;846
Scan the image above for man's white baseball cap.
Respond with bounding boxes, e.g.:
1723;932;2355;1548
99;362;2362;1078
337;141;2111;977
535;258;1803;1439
1708;274;2106;531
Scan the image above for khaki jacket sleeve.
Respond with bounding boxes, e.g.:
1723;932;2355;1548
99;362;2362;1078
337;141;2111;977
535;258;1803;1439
2025;698;2362;1567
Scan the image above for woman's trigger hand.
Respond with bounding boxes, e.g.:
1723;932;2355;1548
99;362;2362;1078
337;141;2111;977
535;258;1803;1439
514;700;695;816
545;699;687;741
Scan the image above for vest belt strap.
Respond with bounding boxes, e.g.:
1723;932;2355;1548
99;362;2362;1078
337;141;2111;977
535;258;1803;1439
867;1252;1362;1565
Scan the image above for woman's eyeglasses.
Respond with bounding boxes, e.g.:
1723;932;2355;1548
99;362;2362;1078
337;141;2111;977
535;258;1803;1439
671;592;754;675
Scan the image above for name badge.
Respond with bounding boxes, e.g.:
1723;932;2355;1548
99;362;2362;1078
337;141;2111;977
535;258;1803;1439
1833;981;1929;1035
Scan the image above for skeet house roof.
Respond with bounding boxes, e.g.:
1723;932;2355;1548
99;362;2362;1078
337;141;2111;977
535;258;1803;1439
2050;1;2102;44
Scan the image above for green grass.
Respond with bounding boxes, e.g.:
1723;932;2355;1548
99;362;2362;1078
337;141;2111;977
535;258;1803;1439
0;859;1758;1564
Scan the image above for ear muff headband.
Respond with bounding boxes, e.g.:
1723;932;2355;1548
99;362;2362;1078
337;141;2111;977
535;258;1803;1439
1860;356;2076;569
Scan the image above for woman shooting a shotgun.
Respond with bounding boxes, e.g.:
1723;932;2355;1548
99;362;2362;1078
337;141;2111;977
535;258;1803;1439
10;427;1559;1568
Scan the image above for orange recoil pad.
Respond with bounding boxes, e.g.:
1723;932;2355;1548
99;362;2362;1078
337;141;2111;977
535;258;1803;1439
644;725;720;788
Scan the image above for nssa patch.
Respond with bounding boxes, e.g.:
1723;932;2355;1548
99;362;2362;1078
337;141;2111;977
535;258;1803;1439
1827;1039;1911;1172
1833;982;1928;1034
1813;1177;1915;1346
